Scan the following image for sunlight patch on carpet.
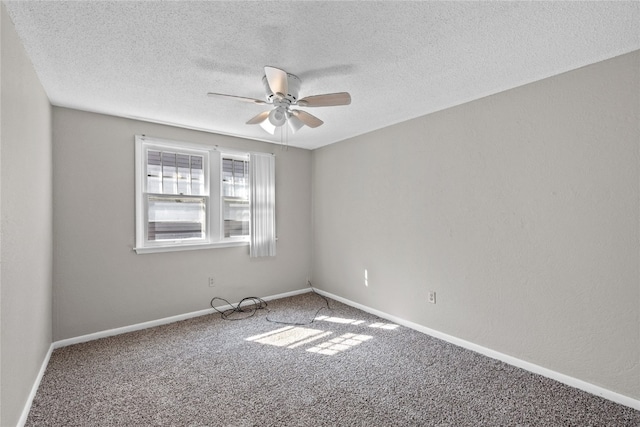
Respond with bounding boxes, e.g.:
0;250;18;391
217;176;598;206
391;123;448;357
307;333;373;355
368;322;399;330
246;326;328;348
246;327;374;355
316;315;365;325
315;315;398;330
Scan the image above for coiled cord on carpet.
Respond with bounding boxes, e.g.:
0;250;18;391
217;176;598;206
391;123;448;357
209;284;331;325
209;296;268;320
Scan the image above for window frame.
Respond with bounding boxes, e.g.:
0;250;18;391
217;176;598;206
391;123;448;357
134;135;250;254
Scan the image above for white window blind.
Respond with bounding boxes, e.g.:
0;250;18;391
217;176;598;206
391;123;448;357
146;149;207;242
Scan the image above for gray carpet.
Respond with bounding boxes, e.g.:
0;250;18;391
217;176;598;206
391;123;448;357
27;292;639;426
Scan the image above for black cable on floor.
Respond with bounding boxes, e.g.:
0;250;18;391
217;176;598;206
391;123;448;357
209;296;268;320
210;282;331;325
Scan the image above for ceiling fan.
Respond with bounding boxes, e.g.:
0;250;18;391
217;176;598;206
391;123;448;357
208;66;351;135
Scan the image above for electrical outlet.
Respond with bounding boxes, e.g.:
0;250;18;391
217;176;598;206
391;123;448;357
428;291;436;304
208;277;216;287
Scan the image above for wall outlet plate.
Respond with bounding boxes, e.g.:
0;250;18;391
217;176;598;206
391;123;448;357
428;291;436;304
208;277;216;287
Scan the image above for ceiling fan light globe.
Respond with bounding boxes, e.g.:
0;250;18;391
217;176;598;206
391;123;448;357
268;107;287;126
287;115;305;134
260;119;277;135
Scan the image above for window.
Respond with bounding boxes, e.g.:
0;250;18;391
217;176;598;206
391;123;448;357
222;156;250;238
135;135;250;253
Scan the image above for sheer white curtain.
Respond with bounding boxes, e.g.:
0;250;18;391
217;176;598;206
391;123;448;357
249;153;276;257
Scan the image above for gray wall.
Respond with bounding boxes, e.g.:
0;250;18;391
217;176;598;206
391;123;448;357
1;4;53;426
52;108;312;341
312;51;639;400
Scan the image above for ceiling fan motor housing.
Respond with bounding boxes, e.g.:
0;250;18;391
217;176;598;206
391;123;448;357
262;72;301;104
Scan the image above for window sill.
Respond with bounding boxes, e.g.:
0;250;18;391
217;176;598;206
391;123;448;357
134;240;249;254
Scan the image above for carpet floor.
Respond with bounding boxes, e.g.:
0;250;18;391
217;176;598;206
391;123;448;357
26;292;639;426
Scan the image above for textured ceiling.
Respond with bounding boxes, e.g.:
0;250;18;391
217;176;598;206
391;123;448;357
4;1;640;150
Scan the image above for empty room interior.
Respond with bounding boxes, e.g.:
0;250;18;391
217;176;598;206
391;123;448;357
1;1;639;426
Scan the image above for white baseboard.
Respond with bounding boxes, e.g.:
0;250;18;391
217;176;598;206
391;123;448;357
53;287;312;349
313;288;640;411
17;343;54;427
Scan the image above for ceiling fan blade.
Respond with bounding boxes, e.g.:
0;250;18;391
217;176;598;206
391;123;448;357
297;92;351;107
246;110;270;125
264;66;288;98
207;92;267;105
291;110;324;128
